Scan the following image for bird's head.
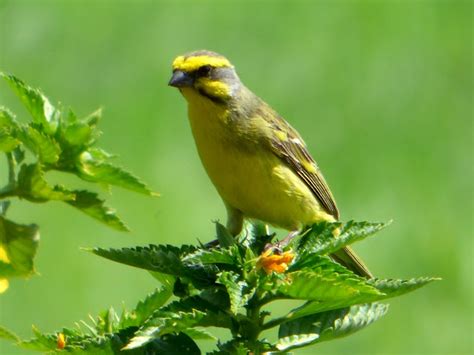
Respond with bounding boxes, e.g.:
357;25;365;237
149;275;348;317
169;50;241;104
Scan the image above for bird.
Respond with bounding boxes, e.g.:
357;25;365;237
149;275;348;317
168;50;372;278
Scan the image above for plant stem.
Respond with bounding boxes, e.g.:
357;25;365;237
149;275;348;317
6;152;15;183
0;152;17;200
246;303;262;354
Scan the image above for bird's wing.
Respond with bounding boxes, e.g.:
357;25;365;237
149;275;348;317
262;109;340;219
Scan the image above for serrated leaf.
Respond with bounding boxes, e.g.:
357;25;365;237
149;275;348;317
287;275;439;321
84;107;102;127
18;325;57;351
77;151;155;196
0;107;18;128
368;277;440;299
297;221;389;256
0;325;19;342
212;339;252;355
125;311;206;349
87;147;115;162
217;271;248;314
125;298;231;350
241;220;273;252
277;303;389;351
0;216;39;278
0;129;19;152
1;73;59;134
62;121;94;147
91;244;216;287
92;244;194;275
149;272;176;289
0;108;20;152
183;327;217;341
66;190;129;231
144;332;200;355
96;307;120;334
214;221;234;248
183;245;239;265
121;287;173;328
17;125;60;164
17;164;75;202
275;267;382;303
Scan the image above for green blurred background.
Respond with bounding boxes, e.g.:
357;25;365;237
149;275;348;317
0;0;472;354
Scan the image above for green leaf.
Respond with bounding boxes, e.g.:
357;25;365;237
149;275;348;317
183;245;239;265
0;325;19;342
83;107;102;127
17;164;75;202
183;327;217;341
1;73;59;134
149;272;176;290
92;244;194;274
144;332;200;355
0;128;19;152
368;277;441;299
212;340;252;355
0;108;20;152
91;244;216;287
121;287;173;328
96;307;120;334
297;221;390;256
77;151;155;196
277;303;389;351
275;267;382;303
16;124;61;164
241;220;273;252
60;108;104;148
66;190;129;231
19;325;117;353
214;221;234;248
124;310;207;350
19;325;57;351
217;271;248;314
287;275;439;321
0;107;18;128
0;216;39;278
125;298;231;350
62;121;94;147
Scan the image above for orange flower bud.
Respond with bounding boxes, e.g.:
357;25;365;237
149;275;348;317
57;333;66;350
257;249;295;274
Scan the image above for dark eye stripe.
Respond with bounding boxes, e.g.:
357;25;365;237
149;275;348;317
196;65;212;77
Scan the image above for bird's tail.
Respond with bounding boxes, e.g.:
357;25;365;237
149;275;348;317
331;246;373;278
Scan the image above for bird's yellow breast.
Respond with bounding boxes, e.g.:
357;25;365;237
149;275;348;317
181;88;333;230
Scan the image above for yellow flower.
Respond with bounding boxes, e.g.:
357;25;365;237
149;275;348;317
257;249;295;274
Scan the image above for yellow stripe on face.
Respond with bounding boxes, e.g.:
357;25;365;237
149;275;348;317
172;55;233;72
195;77;231;100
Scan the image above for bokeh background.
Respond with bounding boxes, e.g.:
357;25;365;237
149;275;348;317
0;0;472;354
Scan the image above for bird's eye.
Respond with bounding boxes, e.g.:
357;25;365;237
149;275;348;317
197;65;212;76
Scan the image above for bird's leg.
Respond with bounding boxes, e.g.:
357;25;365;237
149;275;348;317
264;230;300;253
225;204;244;237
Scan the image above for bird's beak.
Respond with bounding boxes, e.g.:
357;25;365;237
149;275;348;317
168;70;194;88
